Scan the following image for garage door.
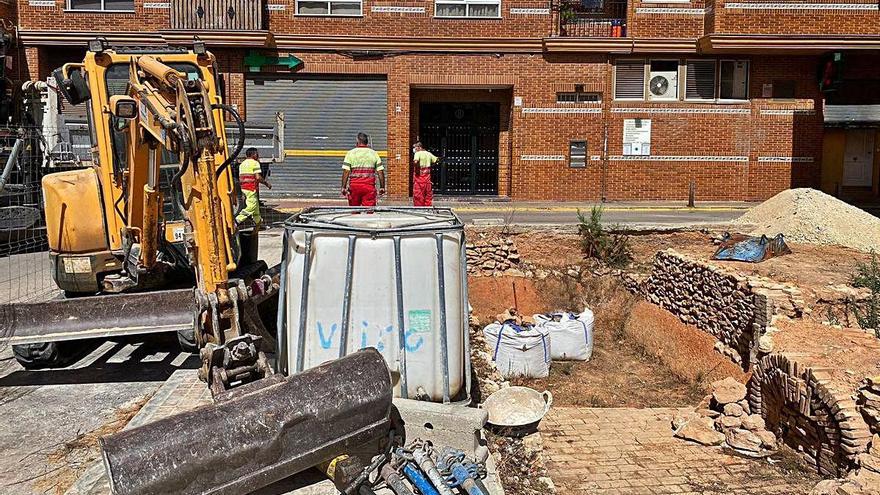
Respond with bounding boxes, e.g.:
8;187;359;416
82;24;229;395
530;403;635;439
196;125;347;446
246;76;388;197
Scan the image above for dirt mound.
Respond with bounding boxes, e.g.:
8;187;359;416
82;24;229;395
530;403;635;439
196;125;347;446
732;188;880;252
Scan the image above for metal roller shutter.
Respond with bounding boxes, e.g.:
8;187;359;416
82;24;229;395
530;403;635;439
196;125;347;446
246;76;388;197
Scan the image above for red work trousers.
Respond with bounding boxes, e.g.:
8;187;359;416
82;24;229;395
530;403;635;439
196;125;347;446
412;174;433;207
347;179;377;207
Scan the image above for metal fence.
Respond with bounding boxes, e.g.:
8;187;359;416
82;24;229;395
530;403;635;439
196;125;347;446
0;125;70;304
557;0;629;37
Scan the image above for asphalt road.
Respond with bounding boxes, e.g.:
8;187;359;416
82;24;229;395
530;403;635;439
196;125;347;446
453;206;745;228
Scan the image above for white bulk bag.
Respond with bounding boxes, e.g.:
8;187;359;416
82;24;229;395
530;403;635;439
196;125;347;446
483;322;551;379
534;309;594;361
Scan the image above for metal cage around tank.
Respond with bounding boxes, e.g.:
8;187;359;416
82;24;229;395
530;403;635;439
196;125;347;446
277;207;472;404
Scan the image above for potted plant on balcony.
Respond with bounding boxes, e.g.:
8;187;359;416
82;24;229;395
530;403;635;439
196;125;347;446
559;1;577;36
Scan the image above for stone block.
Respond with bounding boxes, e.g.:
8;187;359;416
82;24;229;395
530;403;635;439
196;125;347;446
393;398;488;455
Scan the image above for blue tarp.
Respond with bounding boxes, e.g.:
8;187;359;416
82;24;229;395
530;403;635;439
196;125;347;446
712;233;791;263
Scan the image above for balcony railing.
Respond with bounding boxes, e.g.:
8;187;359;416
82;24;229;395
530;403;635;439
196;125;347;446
171;0;267;31
556;0;628;38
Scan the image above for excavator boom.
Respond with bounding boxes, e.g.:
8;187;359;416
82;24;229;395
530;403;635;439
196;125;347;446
0;43;274;394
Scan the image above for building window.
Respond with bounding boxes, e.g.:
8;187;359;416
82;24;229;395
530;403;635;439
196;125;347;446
685;60;716;101
772;79;796;99
296;0;362;16
614;60;646;100
68;0;134;10
719;60;749;100
435;0;501;18
557;91;601;104
647;60;679;101
569;140;587;168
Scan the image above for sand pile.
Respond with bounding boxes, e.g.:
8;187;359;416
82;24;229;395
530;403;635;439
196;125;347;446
732;188;880;252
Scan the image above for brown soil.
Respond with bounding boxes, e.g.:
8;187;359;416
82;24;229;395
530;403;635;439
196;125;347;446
31;394;152;495
774;319;880;391
623;301;749;386
468;277;549;321
469;274;714;408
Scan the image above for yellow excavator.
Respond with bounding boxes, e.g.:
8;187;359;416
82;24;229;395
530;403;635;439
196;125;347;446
2;40;275;394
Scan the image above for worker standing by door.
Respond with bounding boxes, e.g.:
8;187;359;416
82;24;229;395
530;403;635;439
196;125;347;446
411;141;438;207
236;147;271;227
342;132;385;206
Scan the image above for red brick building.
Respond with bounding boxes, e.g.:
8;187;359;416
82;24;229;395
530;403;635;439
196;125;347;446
4;0;880;201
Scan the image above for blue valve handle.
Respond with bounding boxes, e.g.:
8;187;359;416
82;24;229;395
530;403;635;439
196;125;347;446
402;463;439;495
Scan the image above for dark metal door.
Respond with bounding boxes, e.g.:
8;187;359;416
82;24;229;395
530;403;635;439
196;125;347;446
419;103;499;195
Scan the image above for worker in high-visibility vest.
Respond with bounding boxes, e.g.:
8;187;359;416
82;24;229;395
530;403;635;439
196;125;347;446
342;132;385;206
236;147;271;226
411;141;439;207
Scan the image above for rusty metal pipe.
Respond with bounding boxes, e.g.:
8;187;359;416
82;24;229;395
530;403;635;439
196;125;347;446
100;349;393;495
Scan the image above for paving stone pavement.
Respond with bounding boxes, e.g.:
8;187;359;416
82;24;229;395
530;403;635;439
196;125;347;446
541;407;816;495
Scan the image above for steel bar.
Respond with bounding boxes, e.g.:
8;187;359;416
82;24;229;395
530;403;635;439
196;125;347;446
295;231;313;373
393;235;408;399
459;231;472;404
339;234;356;358
435;233;451;404
276;231;290;375
0;288;194;344
101;349;393;495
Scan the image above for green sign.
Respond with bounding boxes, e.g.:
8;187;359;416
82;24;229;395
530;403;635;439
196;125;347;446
408;310;432;334
244;51;303;72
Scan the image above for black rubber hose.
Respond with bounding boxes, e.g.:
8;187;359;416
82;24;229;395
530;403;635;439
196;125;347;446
213;103;245;179
171;126;192;188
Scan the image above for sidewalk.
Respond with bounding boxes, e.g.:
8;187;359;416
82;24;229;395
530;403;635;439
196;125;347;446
268;198;756;213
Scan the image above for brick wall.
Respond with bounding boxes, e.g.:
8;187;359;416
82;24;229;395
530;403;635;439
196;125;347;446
246;50;847;201
268;0;552;37
707;0;880;35
15;0;880;42
17;0;169;31
17;44;871;201
627;0;706;39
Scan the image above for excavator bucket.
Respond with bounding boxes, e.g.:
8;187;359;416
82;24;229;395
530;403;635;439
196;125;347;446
0;289;194;346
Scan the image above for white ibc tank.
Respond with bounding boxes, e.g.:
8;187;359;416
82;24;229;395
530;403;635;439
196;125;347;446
279;207;470;403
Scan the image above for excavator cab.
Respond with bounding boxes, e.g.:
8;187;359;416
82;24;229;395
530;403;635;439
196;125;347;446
4;42;275;395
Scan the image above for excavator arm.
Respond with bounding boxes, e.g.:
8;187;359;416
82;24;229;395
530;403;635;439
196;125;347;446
107;53;272;394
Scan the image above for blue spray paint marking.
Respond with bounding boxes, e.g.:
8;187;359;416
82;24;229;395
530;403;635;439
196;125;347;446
316;322;338;349
404;329;424;352
317;320;425;353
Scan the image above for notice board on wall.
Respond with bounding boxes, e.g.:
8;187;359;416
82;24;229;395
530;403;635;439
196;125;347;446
623;119;651;156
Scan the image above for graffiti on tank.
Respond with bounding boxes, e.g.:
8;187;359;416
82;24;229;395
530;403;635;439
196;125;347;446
315;321;424;352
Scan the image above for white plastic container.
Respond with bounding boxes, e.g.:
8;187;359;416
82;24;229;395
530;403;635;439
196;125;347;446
483;322;551;379
535;309;594;361
278;207;469;403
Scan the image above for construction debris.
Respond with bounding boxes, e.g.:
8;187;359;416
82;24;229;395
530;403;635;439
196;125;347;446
674;378;779;457
732;188;880;252
466;238;523;277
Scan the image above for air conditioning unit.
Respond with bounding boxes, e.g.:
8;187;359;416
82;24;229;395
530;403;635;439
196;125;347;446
649;71;678;100
648;61;679;101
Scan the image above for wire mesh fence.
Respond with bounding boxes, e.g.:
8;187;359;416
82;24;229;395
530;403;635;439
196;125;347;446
0;124;72;304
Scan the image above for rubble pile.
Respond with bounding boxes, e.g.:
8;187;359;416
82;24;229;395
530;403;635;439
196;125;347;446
673;378;778;456
732;188;880;253
468;320;555;494
466;238;523;277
